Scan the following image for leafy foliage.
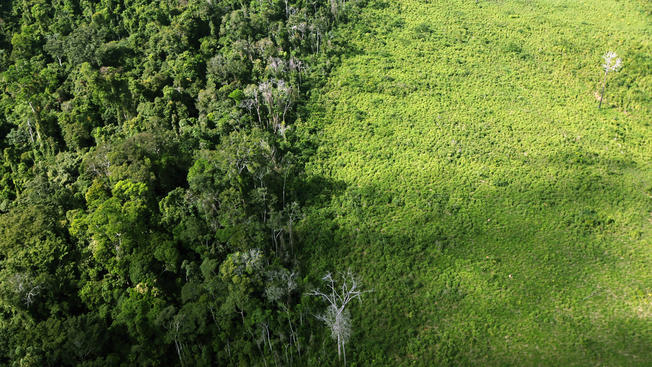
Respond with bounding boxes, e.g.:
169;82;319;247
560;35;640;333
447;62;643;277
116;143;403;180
0;0;361;365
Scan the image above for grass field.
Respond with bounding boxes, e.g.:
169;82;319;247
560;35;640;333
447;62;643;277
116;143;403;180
297;0;651;365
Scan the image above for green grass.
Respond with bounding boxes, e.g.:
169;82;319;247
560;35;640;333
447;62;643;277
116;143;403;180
297;0;651;365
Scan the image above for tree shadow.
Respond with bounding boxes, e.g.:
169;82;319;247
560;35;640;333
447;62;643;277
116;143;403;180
295;148;651;365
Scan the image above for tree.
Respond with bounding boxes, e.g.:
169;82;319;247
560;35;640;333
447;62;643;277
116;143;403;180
74;179;154;282
244;79;296;134
598;51;623;108
329;0;350;19
309;270;370;366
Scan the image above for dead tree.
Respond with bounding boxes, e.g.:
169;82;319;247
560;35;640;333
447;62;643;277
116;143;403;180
309;270;371;366
598;51;623;108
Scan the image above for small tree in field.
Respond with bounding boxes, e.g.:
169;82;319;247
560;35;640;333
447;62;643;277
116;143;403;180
309;270;370;366
598;51;622;108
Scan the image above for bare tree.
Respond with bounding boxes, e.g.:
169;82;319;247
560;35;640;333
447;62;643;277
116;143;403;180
309;23;323;54
244;79;296;134
599;51;623;108
309;270;370;366
330;0;351;19
8;273;41;307
265;269;301;359
168;314;187;367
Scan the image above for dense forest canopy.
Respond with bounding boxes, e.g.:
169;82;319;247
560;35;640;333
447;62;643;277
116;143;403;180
0;0;362;365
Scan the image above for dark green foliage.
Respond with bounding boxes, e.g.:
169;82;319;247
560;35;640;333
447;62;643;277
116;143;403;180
0;0;357;365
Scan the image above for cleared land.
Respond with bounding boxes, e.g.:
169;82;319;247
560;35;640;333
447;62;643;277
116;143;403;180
299;0;651;365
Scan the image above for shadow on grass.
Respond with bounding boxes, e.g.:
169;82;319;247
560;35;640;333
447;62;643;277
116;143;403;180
295;150;651;366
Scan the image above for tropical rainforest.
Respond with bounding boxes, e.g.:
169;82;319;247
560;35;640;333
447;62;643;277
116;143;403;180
0;0;650;366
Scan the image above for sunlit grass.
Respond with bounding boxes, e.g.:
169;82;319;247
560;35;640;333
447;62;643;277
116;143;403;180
298;0;651;365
